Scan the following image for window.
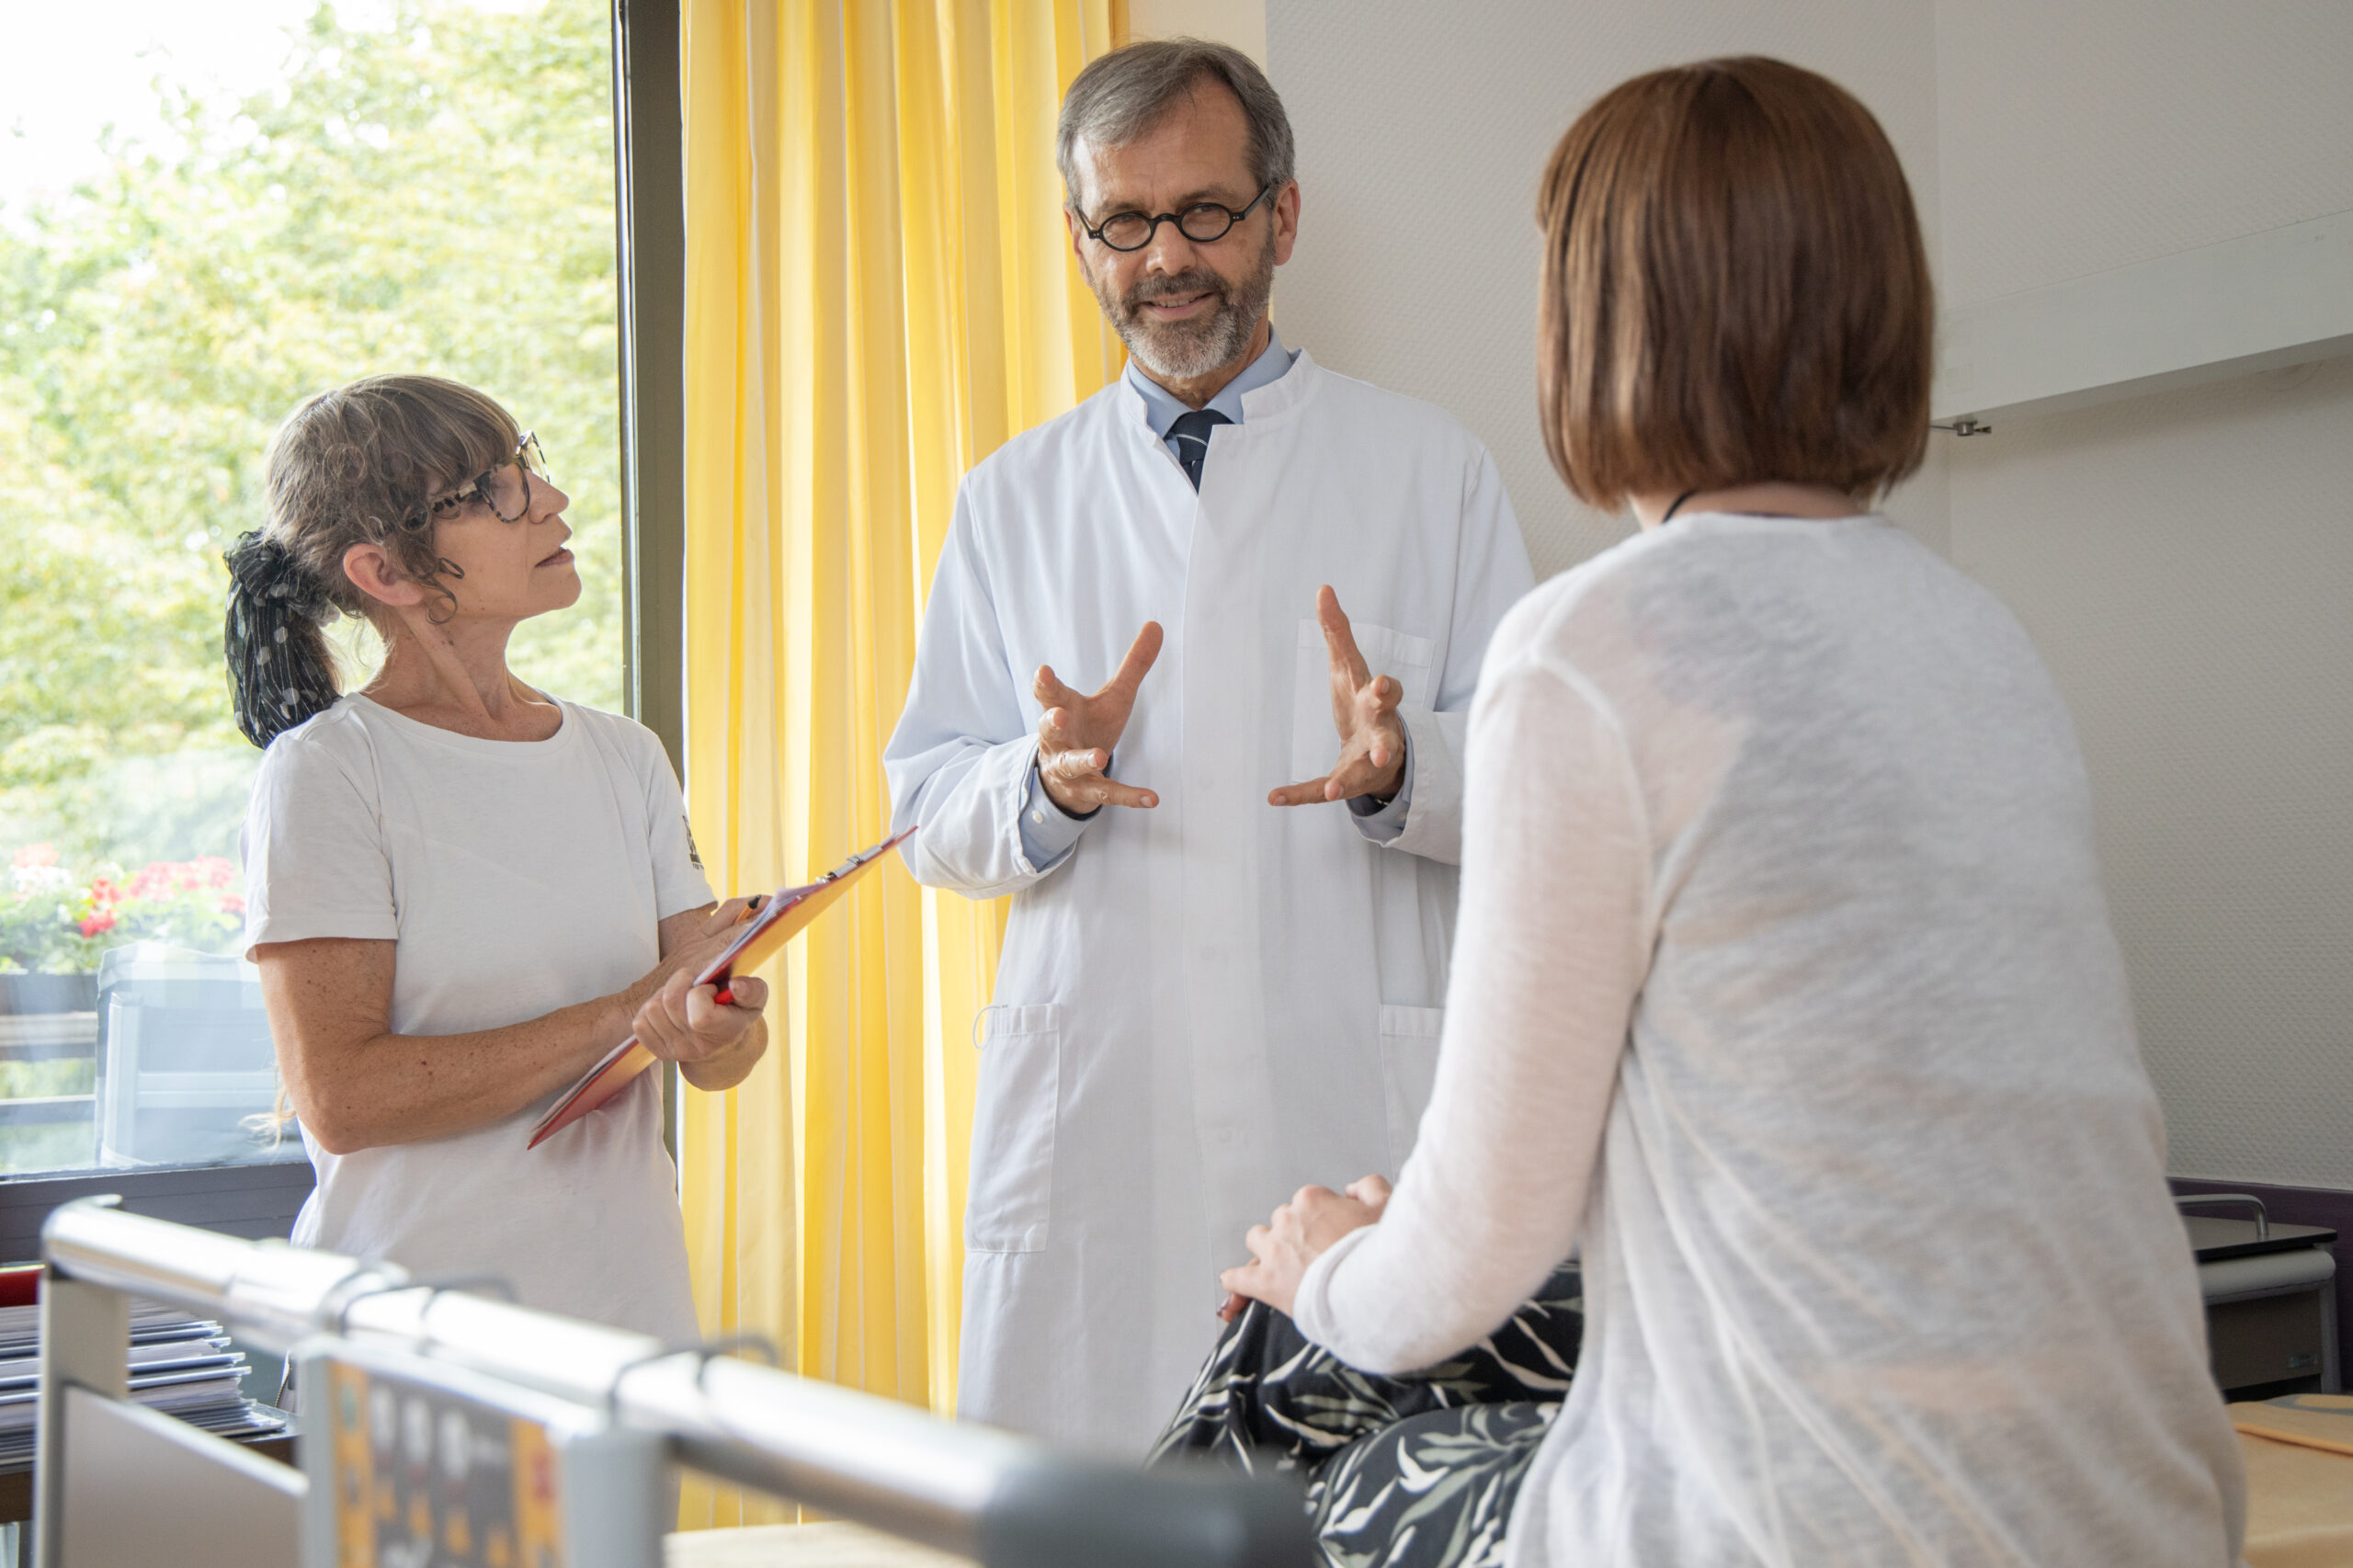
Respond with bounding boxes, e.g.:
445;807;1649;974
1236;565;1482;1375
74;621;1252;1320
0;0;631;1203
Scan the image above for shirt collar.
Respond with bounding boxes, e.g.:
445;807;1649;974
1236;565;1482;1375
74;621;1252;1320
1125;324;1297;439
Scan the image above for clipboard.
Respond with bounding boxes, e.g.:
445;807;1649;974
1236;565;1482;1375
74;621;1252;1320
527;826;916;1149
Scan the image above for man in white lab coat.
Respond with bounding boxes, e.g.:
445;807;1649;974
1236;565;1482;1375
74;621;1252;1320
884;39;1533;1449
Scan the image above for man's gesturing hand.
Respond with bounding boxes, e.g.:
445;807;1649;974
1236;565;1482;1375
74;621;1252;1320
1269;586;1408;808
1034;620;1164;813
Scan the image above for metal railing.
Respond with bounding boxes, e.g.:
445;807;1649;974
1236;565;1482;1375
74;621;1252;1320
0;1011;97;1129
39;1199;1311;1568
0;1012;98;1061
0;1097;94;1129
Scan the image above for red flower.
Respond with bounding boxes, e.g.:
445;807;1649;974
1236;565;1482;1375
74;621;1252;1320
126;858;240;901
79;910;118;938
219;894;247;915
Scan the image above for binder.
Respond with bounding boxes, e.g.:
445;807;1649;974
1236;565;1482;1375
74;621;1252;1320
527;828;915;1149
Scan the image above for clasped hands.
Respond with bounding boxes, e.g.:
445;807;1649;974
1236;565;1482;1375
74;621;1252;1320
1218;1174;1392;1321
1033;585;1408;816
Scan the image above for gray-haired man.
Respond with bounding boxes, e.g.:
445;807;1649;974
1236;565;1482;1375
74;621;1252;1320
885;40;1532;1448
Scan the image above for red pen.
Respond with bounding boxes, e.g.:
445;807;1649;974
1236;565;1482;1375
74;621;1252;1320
710;894;766;1007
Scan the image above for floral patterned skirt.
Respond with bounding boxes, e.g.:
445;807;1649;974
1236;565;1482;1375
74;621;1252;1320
1148;1267;1585;1568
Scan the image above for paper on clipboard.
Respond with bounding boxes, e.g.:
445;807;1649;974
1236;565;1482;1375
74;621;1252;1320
526;826;916;1150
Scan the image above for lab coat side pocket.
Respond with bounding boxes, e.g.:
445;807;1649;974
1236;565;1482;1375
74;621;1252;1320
1378;1004;1446;1172
1293;619;1438;783
966;1003;1062;1254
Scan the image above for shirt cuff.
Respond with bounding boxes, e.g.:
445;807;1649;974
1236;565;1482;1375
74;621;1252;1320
1290;1222;1381;1351
1347;733;1414;845
1017;751;1096;869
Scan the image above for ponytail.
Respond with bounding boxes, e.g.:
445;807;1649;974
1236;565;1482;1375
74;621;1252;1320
233;375;519;746
223;529;341;748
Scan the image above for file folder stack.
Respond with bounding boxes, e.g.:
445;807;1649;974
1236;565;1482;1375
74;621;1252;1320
0;1299;288;1461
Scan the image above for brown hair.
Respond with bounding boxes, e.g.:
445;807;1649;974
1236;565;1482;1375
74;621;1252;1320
223;375;517;745
1536;56;1932;507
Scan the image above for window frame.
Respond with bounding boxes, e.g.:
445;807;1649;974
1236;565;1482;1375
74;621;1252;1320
614;0;688;781
0;0;690;1250
611;0;689;1155
0;1162;315;1264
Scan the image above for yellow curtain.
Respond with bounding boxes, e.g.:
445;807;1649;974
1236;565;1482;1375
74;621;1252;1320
676;0;1126;1530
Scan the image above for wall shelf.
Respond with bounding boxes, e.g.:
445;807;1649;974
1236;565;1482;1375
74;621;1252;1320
1934;208;2353;427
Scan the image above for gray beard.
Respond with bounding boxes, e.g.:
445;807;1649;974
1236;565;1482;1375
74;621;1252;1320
1092;233;1277;382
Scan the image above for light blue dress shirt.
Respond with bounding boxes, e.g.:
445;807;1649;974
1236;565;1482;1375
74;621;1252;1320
1017;327;1415;869
1130;324;1300;465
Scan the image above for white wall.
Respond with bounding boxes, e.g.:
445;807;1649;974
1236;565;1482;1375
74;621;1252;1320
1949;357;2353;1187
1263;0;1949;579
1934;1;2353;1187
1933;1;2353;311
1256;0;2353;1186
1125;0;1266;64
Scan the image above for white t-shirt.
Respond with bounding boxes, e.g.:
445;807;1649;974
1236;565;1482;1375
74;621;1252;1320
242;694;712;1344
1294;515;2245;1566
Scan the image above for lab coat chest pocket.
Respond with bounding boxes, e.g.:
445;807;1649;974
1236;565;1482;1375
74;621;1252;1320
1292;620;1437;782
1379;1004;1445;1172
967;1004;1061;1254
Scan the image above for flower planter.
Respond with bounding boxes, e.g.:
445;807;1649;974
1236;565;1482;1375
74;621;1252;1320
5;853;254;1174
94;943;297;1168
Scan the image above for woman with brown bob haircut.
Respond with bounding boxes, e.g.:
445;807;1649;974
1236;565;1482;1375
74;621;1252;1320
1153;58;2245;1568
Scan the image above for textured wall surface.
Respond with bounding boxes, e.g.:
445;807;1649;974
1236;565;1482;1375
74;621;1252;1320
1950;358;2353;1187
1936;3;2353;1186
1934;0;2353;307
1261;0;2352;1186
1126;0;1267;62
1263;0;1947;580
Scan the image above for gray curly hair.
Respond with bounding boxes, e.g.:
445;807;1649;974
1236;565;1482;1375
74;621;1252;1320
222;375;517;745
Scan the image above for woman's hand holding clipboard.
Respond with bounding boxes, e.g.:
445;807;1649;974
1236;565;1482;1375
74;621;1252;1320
527;826;918;1149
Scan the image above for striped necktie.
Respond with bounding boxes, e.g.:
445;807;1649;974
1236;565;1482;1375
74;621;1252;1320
1168;408;1231;491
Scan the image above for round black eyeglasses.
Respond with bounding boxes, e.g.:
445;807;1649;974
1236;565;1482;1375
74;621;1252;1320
1079;184;1275;253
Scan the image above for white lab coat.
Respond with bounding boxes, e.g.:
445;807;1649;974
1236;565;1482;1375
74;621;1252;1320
884;351;1534;1449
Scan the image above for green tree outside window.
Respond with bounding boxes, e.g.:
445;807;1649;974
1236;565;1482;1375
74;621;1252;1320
0;0;622;948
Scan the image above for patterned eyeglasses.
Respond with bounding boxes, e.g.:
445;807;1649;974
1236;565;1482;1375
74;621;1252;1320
428;432;551;524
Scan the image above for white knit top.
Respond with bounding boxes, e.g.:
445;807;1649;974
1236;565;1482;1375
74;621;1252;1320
1294;515;2245;1567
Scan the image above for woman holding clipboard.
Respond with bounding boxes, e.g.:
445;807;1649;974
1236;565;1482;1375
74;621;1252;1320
228;374;766;1344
